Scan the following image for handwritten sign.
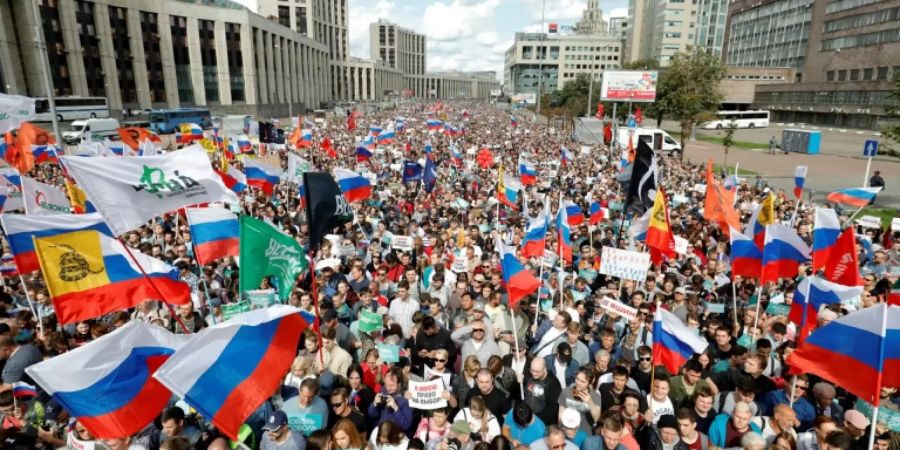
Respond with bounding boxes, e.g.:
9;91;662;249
408;379;448;410
67;432;98;450
376;343;400;363
222;301;251;320
451;254;468;273
288;412;323;436
599;247;651;282
424;366;452;390
597;296;638;321
246;289;277;308
359;309;383;333
392;235;413;252
337;243;358;257
856;215;882;229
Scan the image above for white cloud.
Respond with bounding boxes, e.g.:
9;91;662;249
608;7;628;17
422;0;501;41
347;0;395;59
520;0;587;22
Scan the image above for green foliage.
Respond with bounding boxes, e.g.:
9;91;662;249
721;120;738;167
654;49;725;158
621;59;660;71
881;78;900;149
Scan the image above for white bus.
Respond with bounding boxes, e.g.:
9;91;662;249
33;96;109;122
701;110;770;130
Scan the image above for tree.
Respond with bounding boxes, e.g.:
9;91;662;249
654;49;725;159
721;120;738;169
621;59;660;71
881;77;900;154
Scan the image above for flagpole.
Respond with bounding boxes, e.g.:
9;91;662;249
508;307;525;400
867;303;889;450
789;196;802;228
116;238;191;334
798;276;813;343
731;275;739;331
18;274;43;338
308;251;325;367
752;285;763;331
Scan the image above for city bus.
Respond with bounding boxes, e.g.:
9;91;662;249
33;96;109;122
700;110;770;130
149;108;213;134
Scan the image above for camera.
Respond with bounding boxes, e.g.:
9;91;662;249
446;438;461;450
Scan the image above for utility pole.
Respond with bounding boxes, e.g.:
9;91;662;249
30;0;63;146
536;0;546;116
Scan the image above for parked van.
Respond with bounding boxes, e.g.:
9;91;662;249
63;118;120;144
616;128;682;156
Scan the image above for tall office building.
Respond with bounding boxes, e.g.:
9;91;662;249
369;19;426;75
722;0;813;73
624;0;697;65
694;0;728;56
257;0;313;37
576;0;608;35
609;16;629;41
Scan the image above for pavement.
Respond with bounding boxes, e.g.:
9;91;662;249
575;118;900;209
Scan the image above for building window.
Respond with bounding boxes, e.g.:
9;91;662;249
170;15;194;104
108;6;136;103
849;69;859;80
140;11;166;103
198;19;219;103
295;7;307;35
225;22;244;102
75;0;105;97
826;71;835;81
38;0;72;96
893;66;900;80
278;6;290;27
837;70;847;81
863;68;873;81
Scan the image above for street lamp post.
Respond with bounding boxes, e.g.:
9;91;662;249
30;0;63;146
536;0;546;116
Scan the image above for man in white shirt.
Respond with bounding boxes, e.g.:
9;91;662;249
388;281;419;338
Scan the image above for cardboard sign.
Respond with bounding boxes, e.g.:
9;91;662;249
597;296;638;321
359;309;383;333
674;235;689;255
246;289;277;308
541;250;558;268
599;247;651;282
222;301;251;320
392;235;414;252
376;343;400;363
287;412;323;436
408;379;448;410
856;215;883;229
704;302;726;314
451;254;469;273
424;365;452;389
893;217;900;232
337;243;358;257
765;302;791;316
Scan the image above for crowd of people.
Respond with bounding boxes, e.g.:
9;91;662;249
0;100;898;450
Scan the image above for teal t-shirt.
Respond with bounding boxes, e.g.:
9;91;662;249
503;410;546;445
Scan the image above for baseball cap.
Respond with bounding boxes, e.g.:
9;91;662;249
560;408;581;429
451;420;471;435
674;286;689;295
376;306;390;315
472;301;485;312
262;410;288;431
657;414;678;430
844;409;870;429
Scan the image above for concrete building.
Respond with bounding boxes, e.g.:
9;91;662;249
721;67;795;108
504;32;623;96
752;0;900;129
694;0;728;56
369;19;426;76
0;0;330;117
722;0;813;75
257;0;313;38
624;0;697;66
609;16;629;41
575;0;608;35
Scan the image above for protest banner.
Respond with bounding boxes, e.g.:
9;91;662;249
376;343;400;363
408;379;448;410
392;235;413;252
358;309;383;333
597;297;638;321
598;247;651;282
893;217;900;232
856;215;882;229
337;243;358;257
222;301;251;321
424;365;452;389
246;289;277;308
704;302;726;314
451;254;468;273
674;235;689;255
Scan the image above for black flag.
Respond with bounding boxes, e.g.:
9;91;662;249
303;172;353;252
624;139;658;214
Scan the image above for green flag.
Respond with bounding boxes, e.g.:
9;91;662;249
239;215;308;300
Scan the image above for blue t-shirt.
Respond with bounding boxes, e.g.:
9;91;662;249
281;396;328;436
504;410;547;446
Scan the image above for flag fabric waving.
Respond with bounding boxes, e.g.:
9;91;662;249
646;189;676;265
624;140;657;214
744;193;775;249
334;168;372;203
0;168;24;212
522;202;549;258
0;212;113;274
25;320;190;439
557;199;573;264
519;157;537;185
787;303;900;406
588;202;608;225
729;227;763;279
60;146;237;236
794;166;808;198
153;306;310;441
496;236;540;309
423;156;438;194
239;215;309;301
790;276;864;341
826;187;883;207
653;308;710;375
21;176;72;215
823;227;864;286
563;201;584;226
185;208;240;266
761;223;811;283
34;229;191;324
812;207;841;271
704;161;741;235
243;157;284;194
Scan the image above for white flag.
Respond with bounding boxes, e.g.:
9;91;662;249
60;145;237;235
0;93;36;134
139;138;160;157
286;153;310;183
21;177;71;215
0;168;24;213
74;140;106;157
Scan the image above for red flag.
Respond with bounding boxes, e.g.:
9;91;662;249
603;123;612;145
346;113;356;131
321;137;336;158
823;227;864;286
595;103;604;119
635;107;644;125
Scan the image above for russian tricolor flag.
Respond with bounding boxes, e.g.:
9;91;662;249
185;208;239;266
652;308;709;375
426;119;443;131
376;127;395;145
794;165;807;198
522;205;549;258
729;227;762;279
32;145;60;164
243;158;283;194
496;236;540;309
790;276;863;341
812;207;840;271
519;158;537;185
510;116;518;127
11;381;37;398
588;202;608;225
356;146;374;162
761;223;811;283
556;199;573;264
237;135;252;153
297;129;314;148
25;321;190;439
0;213;113;274
217;166;247;194
787;303;900;405
498;171;521;209
369;124;383;136
826;187;882;208
560;147;574;166
153;306;310;441
563;201;584;226
334;168;372;203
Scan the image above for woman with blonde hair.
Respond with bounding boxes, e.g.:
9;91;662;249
332;418;370;450
453;394;501;442
453;355;481;406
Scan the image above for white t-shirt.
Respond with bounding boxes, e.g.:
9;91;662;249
645;394;674;425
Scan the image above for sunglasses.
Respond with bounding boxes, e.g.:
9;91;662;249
473;328;485;332
435;358;447;362
639;357;652;361
332;402;344;408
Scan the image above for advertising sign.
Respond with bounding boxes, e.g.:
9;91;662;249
600;71;658;102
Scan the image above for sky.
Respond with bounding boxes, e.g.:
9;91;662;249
237;0;628;80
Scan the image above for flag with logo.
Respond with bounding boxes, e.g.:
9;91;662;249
60;145;237;235
239;215;308;300
286;153;311;183
1;168;24;212
21;176;71;215
303;172;354;252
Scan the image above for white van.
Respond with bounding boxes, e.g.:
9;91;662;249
63;118;120;144
616;128;682;156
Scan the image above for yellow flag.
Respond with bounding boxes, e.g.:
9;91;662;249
34;230;110;298
758;193;775;226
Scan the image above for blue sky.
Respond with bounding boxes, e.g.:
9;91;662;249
240;0;628;79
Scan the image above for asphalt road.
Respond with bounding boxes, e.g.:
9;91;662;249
576;118;900;209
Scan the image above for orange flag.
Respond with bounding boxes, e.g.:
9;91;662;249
646;188;676;265
12;122;55;173
704;160;741;235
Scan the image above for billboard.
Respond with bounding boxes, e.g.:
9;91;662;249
511;93;537;104
490;89;502;97
600;71;658;102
